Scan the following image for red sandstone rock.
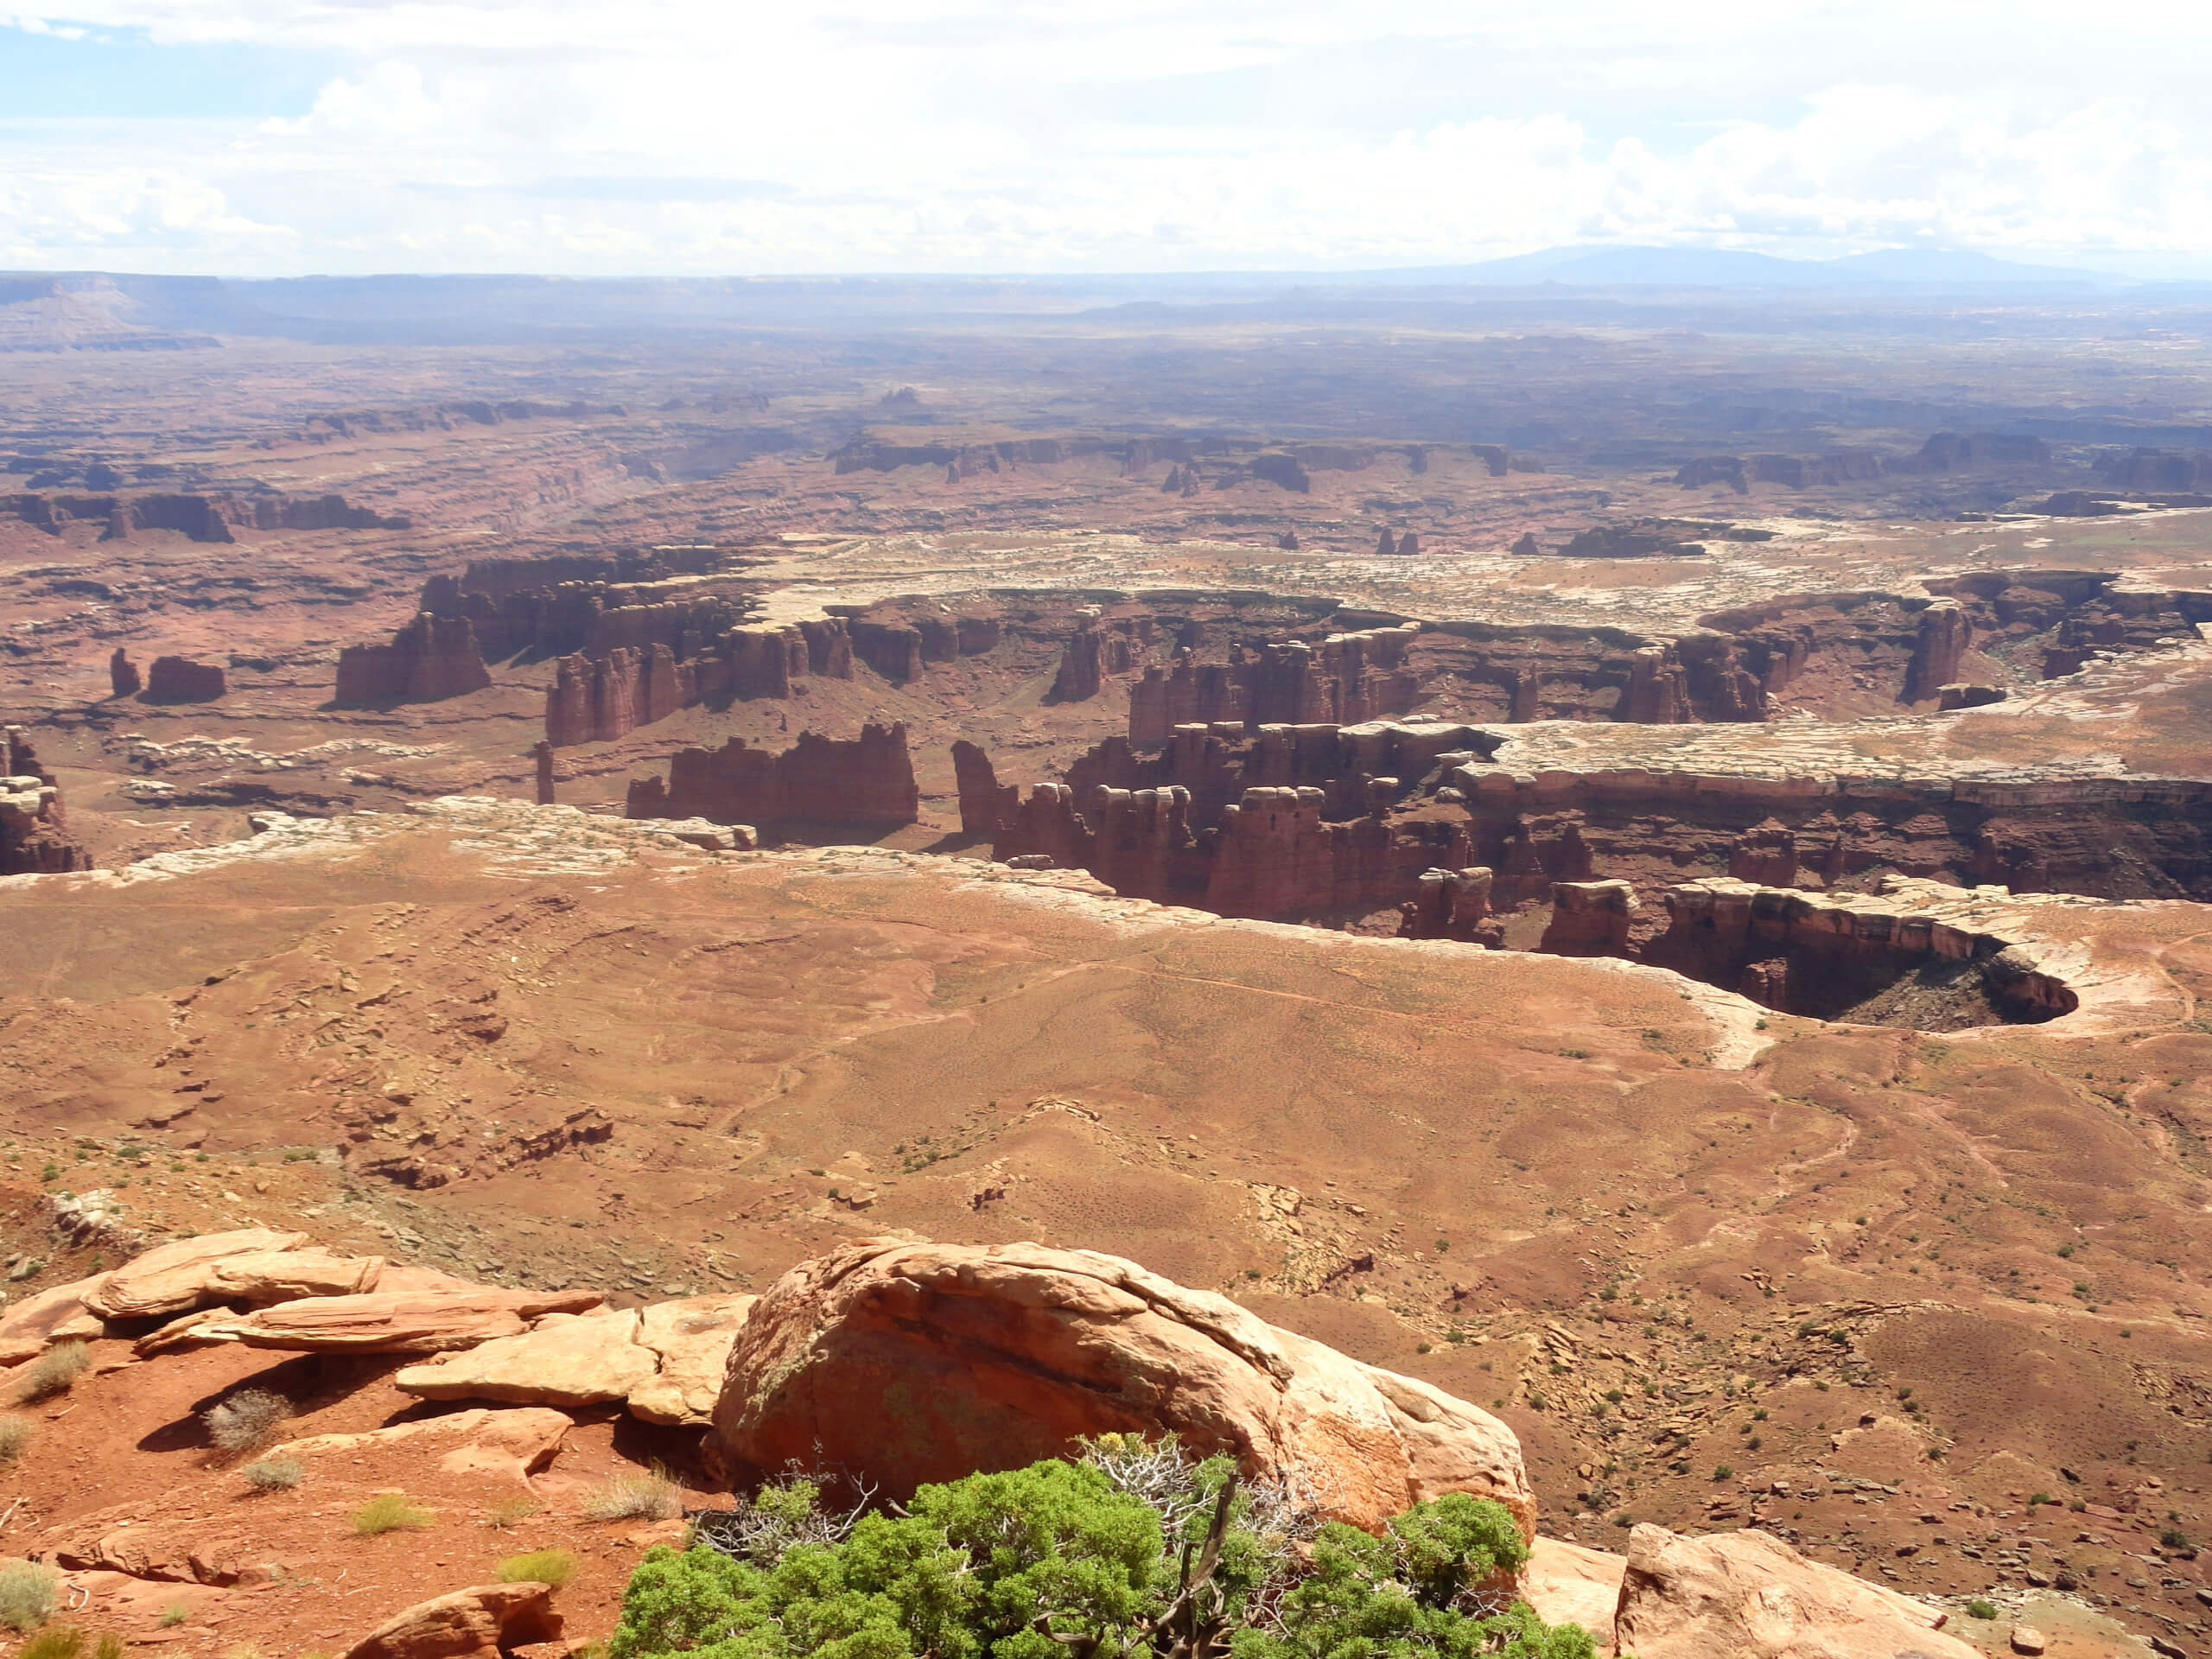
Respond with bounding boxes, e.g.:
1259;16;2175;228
1522;1537;1625;1656
1539;880;1638;957
1050;626;1108;701
952;739;1017;836
335;613;492;705
707;1237;1535;1535
271;1405;572;1484
0;1273;111;1364
1613;1523;1978;1659
108;648;140;697
626;722;918;829
337;1582;563;1659
82;1228;309;1320
2;726;92;877
143;655;226;702
1128;624;1421;742
188;1284;604;1352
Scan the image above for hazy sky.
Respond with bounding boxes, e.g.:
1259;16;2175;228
3;1;2210;276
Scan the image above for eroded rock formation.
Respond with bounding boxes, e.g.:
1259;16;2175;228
1539;879;1639;957
108;647;140;696
1;725;91;877
952;738;1017;836
143;655;226;702
626;722;919;830
706;1237;1535;1534
989;721;1487;919
1128;623;1422;740
335;613;492;706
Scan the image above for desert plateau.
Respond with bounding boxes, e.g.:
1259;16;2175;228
4;263;2212;1659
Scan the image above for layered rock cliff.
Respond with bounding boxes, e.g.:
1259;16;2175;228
626;722;920;830
1;726;92;877
1;490;406;540
334;613;492;706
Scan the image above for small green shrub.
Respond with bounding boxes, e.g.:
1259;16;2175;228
1965;1597;2000;1620
582;1467;680;1522
1712;1465;1734;1482
16;1342;90;1402
0;1414;36;1466
158;1606;190;1630
485;1495;543;1529
497;1549;578;1589
0;1559;60;1633
608;1456;1591;1659
242;1458;304;1492
23;1631;121;1659
351;1493;434;1535
2161;1527;2191;1549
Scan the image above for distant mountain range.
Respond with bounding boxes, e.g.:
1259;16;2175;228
0;246;2190;349
1340;245;2113;289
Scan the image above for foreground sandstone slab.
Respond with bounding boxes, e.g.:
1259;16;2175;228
192;1286;603;1352
206;1247;385;1303
394;1292;756;1424
1615;1523;1979;1659
269;1406;572;1484
82;1229;308;1319
1522;1537;1626;1656
0;1273;111;1363
337;1582;562;1659
629;1293;757;1425
708;1238;1532;1535
394;1308;657;1407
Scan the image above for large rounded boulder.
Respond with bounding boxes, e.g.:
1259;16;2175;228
706;1237;1533;1535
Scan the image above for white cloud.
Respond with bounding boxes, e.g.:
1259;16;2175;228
4;1;2212;272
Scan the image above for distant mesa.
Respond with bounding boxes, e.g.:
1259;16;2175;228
1563;518;1775;558
1676;431;2052;493
2096;445;2212;493
108;648;142;698
880;385;924;407
301;397;621;441
143;655;226;703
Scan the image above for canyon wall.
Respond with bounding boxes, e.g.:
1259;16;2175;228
1;490;407;540
626;722;919;830
1449;763;2212;904
1647;877;2078;1023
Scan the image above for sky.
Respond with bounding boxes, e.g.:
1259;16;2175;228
3;1;2212;277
